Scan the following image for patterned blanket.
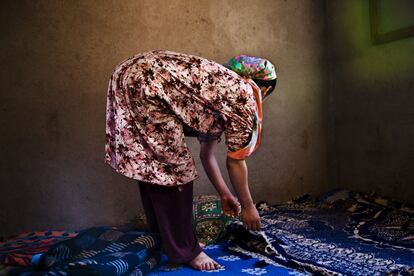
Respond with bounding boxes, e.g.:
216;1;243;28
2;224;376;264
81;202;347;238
225;189;414;275
1;226;160;275
149;241;305;275
2;189;413;275
0;230;78;267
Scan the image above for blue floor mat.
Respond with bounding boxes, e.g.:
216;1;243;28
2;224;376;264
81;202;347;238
149;240;305;275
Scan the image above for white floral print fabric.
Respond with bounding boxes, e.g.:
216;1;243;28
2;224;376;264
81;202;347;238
105;50;260;186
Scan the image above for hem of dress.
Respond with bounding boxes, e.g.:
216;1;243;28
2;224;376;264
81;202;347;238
104;160;199;186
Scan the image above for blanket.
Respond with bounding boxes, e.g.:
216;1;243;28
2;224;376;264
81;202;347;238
2;189;413;275
148;241;306;275
1;226;161;275
0;230;78;267
225;189;414;276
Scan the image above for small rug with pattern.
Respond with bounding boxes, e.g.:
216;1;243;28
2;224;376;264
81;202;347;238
225;189;414;276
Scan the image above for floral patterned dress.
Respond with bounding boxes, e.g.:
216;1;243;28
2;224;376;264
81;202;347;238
105;50;262;186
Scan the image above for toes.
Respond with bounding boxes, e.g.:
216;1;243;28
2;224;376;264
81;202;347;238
189;259;203;271
209;261;220;270
187;251;221;271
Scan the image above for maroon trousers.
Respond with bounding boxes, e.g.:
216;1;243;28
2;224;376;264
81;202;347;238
138;181;202;263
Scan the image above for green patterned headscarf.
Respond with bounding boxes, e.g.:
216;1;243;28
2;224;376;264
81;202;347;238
223;55;277;81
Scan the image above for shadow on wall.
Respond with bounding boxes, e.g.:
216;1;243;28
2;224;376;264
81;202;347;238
326;0;414;205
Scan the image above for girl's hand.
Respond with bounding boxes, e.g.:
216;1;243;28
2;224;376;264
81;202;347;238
241;203;261;231
221;194;240;218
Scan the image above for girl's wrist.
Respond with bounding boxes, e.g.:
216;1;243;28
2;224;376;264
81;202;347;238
241;201;255;210
220;191;234;200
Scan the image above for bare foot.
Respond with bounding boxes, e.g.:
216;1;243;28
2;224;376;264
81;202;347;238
188;251;221;271
199;241;206;248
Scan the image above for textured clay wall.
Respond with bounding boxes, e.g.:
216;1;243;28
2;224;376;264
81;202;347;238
0;0;329;238
326;1;414;204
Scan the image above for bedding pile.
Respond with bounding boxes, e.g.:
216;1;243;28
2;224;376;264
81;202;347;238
0;230;78;267
1;226;161;275
225;189;414;275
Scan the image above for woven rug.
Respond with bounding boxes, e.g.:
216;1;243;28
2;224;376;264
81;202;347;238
226;189;414;276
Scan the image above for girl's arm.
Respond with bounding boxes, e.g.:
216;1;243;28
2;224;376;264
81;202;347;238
199;139;240;216
199;139;261;230
226;157;261;231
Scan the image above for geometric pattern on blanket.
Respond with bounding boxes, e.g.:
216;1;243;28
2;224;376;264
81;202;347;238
148;240;308;275
30;226;161;275
0;229;79;267
226;189;414;276
344;191;414;251
192;195;239;245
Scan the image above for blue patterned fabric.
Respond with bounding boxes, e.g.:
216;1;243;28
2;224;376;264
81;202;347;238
1;189;413;275
225;189;414;276
15;226;161;275
149;241;305;275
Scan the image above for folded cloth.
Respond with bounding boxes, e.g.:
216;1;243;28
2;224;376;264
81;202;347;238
28;226;161;275
0;230;78;266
